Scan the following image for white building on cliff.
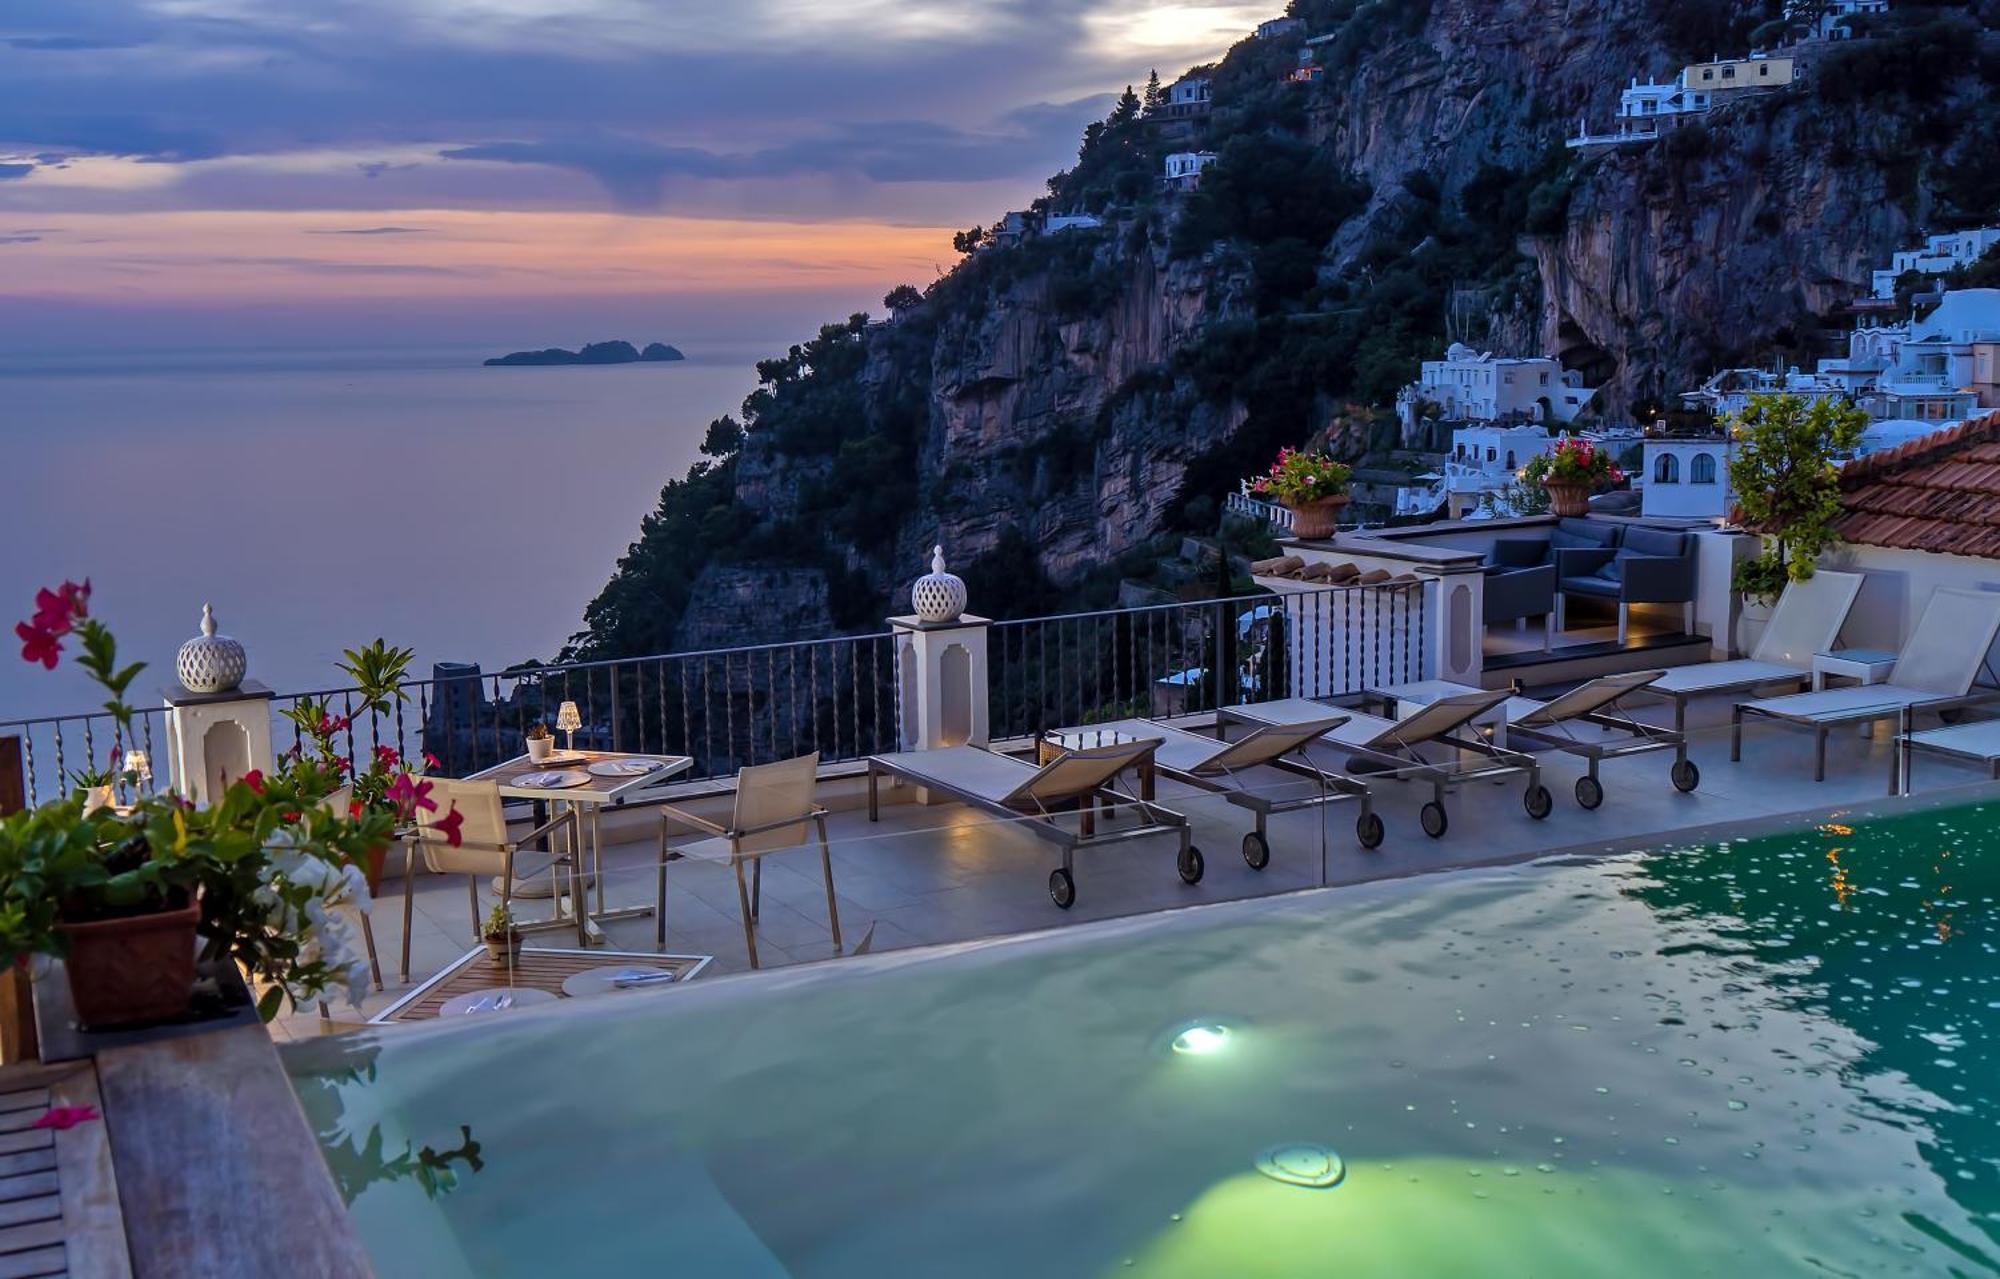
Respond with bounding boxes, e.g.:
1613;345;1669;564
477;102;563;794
1397;344;1598;428
1568;54;1796;148
1869;227;2000;300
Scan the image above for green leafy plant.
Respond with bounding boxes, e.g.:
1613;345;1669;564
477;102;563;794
1725;393;1868;598
1522;438;1623;488
3;586;436;1019
1249;447;1353;505
524;722;550;742
482;903;519;942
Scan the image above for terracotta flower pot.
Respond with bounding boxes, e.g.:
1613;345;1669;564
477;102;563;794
484;934;524;966
1542;480;1591;517
1284;494;1350;540
56;897;201;1028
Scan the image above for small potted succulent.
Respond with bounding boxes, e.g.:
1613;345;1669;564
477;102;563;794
1522;439;1622;517
70;761;118;814
481;903;523;966
524;722;554;764
1250;447;1354;540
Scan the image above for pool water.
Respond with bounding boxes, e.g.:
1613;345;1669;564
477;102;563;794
284;801;2000;1277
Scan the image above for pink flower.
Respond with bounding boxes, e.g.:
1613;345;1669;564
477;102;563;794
29;580;89;635
385;772;437;819
32;1106;97;1131
422;752;441;771
372;745;401;769
241;769;265;795
434;802;465;848
15;622;61;669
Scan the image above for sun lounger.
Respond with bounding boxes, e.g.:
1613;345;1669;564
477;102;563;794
1896;718;2000;791
1734;586;2000;781
1634;570;1864;730
1500;670;1698;808
1051;714;1383;858
1221;689;1549;839
865;740;1194;908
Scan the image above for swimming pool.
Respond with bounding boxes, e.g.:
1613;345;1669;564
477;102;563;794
284;799;1999;1276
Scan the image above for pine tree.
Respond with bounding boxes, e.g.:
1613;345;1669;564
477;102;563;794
1143;69;1163;112
1109;85;1141;127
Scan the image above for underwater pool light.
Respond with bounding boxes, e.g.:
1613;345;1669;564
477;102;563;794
1171;1024;1231;1055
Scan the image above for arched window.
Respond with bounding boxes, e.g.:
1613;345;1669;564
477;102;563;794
1505;450;1516;469
1486;447;1496;462
1690;452;1717;484
1654;453;1680;484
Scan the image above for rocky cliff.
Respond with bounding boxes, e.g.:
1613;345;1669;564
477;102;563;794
573;0;1999;659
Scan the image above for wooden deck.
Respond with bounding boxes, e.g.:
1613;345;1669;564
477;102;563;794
0;1059;130;1279
373;946;711;1023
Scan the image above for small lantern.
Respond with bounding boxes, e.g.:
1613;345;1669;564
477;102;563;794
911;545;967;623
555;700;582;752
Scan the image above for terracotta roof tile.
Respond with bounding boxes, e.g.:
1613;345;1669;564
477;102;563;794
1835;411;2000;555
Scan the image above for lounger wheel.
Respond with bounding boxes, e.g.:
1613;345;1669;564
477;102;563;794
1574;776;1604;810
1356;811;1385;849
1523;785;1553;820
1048;867;1076;909
1177;844;1205;885
1241;831;1270;871
1671;759;1701;792
1420;802;1448;839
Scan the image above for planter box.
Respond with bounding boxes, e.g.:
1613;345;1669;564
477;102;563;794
32;951;260;1064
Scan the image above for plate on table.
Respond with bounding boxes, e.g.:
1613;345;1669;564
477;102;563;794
514;769;591;790
440;987;558;1016
531;752;587;768
586;758;666;779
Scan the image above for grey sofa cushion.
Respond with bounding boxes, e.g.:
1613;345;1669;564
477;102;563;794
1549;528;1599;553
1555;517;1620;547
1620;526;1687;559
1560;574;1619;598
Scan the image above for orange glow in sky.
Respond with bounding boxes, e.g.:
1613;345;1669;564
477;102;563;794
8;210;960;304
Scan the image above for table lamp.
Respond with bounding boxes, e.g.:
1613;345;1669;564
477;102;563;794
556;701;582;753
123;749;151;799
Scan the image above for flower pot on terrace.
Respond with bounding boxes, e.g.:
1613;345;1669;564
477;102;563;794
55;896;201;1028
1542;481;1591;518
81;786;115;814
1284;494;1350;540
484;934;524;966
525;736;555;764
1736;594;1775;658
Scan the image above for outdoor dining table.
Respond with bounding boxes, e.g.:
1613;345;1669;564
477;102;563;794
465;749;693;945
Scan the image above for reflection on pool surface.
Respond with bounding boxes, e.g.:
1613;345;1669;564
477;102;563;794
284;800;2000;1277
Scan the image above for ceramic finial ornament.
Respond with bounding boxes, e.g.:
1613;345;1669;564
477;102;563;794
175;603;247;694
911;543;967;623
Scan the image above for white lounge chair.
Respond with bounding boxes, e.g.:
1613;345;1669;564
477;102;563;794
1633;569;1864;731
1221;689;1549;839
865;740;1193;908
1501;670;1698;808
657;752;839;970
1734;586;2000;781
1051;714;1382;858
1896;718;2000;791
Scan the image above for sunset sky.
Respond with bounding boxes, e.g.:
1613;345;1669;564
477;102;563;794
0;0;1268;348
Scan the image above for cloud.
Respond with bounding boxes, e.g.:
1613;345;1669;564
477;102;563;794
0;235;40;244
4;35;141;51
306;225;430;235
0;164;31;180
196;255;460;276
440;97;1109;208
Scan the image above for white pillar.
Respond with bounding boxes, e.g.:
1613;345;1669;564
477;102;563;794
1692;530;1760;658
1427;567;1484;686
163;680;276;805
890;615;990;751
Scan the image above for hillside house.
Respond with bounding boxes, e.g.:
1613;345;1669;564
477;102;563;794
1816;0;1889;39
1568;54;1794;148
1641;436;1734;519
1254;16;1302;38
1397;344;1599;427
1044;213;1103;233
1162;76;1211;118
1869;227;2000;300
1163;151;1218;191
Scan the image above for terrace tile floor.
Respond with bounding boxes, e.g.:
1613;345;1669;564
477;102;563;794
281;695;2000;1040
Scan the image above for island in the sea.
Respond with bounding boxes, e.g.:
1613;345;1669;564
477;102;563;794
484;340;684;367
